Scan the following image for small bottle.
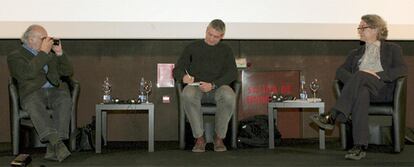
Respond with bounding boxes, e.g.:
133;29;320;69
139;77;146;102
299;75;308;100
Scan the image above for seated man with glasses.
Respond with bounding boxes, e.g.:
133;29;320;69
8;25;74;162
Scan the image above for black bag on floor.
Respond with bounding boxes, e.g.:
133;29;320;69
406;127;414;144
237;115;282;148
71;118;96;151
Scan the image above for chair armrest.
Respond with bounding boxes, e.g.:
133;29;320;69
231;80;241;98
60;76;80;105
175;82;185;117
333;79;343;99
8;78;21;120
68;79;80;103
393;77;407;128
175;82;184;94
393;77;407;111
392;76;407;152
67;78;80;115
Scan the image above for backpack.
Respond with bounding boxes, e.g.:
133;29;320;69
70;118;96;151
237;115;282;148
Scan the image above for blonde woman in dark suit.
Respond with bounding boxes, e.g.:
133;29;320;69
311;14;407;160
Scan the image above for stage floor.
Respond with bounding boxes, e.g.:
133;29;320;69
1;139;413;167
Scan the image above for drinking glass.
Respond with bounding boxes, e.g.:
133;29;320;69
309;78;320;101
143;80;152;103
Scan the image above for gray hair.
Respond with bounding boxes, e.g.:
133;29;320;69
20;24;41;44
208;19;226;34
361;14;388;40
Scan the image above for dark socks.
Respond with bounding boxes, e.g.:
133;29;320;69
331;109;347;123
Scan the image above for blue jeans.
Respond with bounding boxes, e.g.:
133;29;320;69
21;88;72;142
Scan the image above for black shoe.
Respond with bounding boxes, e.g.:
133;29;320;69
310;113;335;130
345;145;367;160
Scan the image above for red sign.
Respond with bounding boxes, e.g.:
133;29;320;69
240;70;301;138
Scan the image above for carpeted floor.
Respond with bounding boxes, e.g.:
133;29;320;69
1;139;413;167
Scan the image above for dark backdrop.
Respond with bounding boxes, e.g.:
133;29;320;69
0;39;413;142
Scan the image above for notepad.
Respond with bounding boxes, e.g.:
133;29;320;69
188;82;200;86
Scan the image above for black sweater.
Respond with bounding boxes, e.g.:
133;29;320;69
173;40;237;87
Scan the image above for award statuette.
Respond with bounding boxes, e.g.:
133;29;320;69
102;77;112;103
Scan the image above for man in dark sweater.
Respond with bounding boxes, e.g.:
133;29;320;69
8;25;73;162
173;19;238;152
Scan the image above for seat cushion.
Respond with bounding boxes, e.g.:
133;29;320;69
201;106;217;114
19;110;30;119
368;103;393;115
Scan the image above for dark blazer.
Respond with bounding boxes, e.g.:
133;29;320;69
336;41;407;101
7;46;73;99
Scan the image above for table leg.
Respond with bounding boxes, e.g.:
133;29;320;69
319;106;325;150
268;104;275;149
148;105;154;152
103;111;107;146
95;108;102;153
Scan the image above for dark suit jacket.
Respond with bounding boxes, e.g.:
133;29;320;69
336;41;407;101
7;46;73;100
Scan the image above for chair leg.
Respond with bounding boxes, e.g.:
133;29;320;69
12;118;20;156
70;108;77;151
70;128;76;151
340;123;347;150
231;114;237;149
393;119;402;153
179;109;186;149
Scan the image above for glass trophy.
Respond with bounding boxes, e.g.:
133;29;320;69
102;77;112;103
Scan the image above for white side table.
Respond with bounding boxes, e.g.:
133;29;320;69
95;103;155;153
268;101;325;149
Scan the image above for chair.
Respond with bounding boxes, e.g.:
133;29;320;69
9;77;80;155
333;76;407;153
176;81;241;149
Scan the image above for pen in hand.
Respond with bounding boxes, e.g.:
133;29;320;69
185;69;193;79
184;69;194;84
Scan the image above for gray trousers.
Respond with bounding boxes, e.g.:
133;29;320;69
21;88;72;142
334;71;387;146
181;85;236;139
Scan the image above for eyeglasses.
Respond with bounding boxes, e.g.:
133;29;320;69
357;26;371;31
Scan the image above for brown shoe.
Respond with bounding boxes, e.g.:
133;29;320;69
310;113;335;130
213;138;227;152
192;137;206;153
